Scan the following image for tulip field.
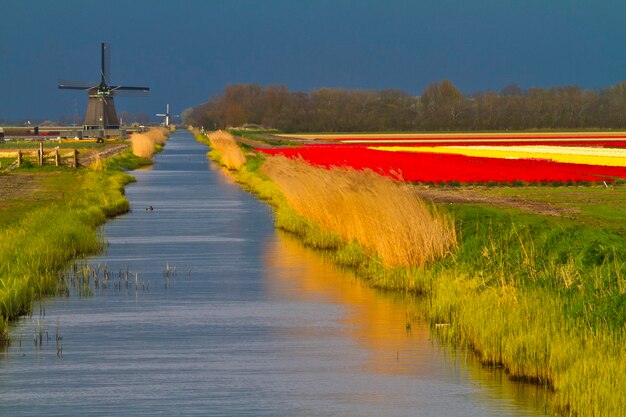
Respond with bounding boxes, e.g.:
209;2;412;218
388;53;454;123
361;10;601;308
260;132;626;184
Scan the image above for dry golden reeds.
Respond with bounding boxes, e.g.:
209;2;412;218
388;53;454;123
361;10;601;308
207;130;246;170
262;156;457;267
130;127;170;159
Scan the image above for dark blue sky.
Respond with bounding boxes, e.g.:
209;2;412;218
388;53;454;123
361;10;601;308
1;0;625;121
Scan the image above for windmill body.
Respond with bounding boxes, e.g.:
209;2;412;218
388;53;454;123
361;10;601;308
59;43;149;133
84;86;120;129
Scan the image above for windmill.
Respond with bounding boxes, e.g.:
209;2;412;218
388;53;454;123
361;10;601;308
156;104;179;127
156;104;171;127
59;43;149;131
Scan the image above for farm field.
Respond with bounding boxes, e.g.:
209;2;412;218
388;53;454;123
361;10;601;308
258;130;626;227
261;131;626;184
277;131;626;142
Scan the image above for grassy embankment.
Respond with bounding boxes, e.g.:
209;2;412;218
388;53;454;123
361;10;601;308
0;128;169;344
194;128;625;417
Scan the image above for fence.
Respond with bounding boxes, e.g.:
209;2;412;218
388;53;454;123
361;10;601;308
0;143;79;169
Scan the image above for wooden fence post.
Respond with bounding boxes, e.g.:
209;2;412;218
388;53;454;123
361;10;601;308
55;149;60;166
17;150;22;168
38;142;44;166
73;149;78;169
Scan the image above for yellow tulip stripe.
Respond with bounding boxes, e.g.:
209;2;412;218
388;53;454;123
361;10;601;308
372;145;626;167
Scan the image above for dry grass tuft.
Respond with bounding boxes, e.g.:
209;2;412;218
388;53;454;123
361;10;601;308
207;130;246;170
130;127;170;158
262;156;457;267
144;126;169;145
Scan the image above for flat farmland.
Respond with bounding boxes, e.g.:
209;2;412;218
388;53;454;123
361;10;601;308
277;131;626;143
259;131;626;224
263;131;626;184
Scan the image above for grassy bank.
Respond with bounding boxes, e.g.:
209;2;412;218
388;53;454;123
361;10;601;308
0;146;155;344
194;129;625;416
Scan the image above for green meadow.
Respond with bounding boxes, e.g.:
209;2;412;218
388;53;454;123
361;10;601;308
0;149;150;343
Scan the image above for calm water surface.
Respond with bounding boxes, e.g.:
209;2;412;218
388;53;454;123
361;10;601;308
0;132;551;416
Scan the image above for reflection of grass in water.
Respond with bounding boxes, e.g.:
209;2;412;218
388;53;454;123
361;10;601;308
268;230;552;411
266;231;425;371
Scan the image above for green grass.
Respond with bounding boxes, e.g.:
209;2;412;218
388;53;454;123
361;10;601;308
0;158;14;168
228;129;302;147
196;130;626;416
100;148;152;171
0;151;138;344
475;185;626;234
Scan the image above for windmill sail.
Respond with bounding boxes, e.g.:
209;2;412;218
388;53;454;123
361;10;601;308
59;42;149;130
102;43;111;85
58;80;99;90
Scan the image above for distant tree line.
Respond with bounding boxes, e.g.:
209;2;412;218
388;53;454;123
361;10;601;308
182;80;626;132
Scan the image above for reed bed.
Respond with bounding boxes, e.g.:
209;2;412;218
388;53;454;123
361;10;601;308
130;127;170;159
261;156;456;267
204;130;247;170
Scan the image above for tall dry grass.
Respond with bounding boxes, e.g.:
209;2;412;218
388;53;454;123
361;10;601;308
262;156;457;267
130;127;170;159
206;130;246;170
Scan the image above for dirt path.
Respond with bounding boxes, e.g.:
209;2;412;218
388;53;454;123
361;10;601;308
414;187;577;217
232;136;272;149
0;173;41;200
233;133;333;149
78;144;128;166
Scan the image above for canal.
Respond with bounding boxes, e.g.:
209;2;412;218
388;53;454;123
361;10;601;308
0;131;550;416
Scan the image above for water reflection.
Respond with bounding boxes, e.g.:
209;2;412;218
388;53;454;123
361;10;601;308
265;231;431;376
264;231;551;415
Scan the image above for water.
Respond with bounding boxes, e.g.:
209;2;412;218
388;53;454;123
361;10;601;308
0;132;551;416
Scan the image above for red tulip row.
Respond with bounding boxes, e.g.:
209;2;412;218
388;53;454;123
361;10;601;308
257;144;626;183
339;140;626;147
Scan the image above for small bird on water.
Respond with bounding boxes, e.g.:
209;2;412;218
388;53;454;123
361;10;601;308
146;206;154;212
